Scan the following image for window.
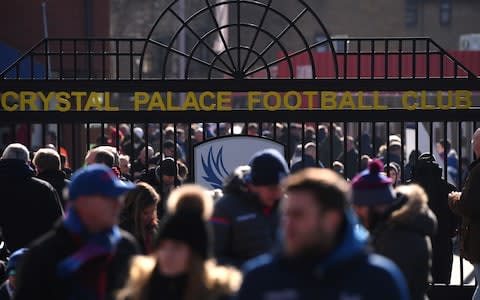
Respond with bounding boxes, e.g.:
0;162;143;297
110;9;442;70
439;0;452;26
405;0;418;27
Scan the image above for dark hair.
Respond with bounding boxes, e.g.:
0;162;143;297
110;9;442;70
122;182;160;245
163;140;175;149
438;139;451;152
94;150;114;168
284;168;350;212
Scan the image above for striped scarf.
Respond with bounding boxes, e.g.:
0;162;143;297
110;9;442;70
57;209;121;299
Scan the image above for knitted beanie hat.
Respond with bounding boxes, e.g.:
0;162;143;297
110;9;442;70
351;159;396;206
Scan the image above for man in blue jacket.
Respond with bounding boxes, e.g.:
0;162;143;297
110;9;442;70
237;168;409;300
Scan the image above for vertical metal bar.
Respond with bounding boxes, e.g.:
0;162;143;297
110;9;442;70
87;39;92;79
144;123;149;171
329;122;334;168
203;123;208;140
188;123;193;181
301;123;305;168
273;123;277;140
217;123;221;137
173;123;178;161
86;123;90;151
45;40;49;79
102;40;106;79
116;40;120;79
384;40;389;79
343;39;348;79
386;121;391;169
401;122;406;183
440;51;444;78
30;55;34;79
412;39;416;79
71;123;77;169
287;122;291;168
231;122;235;136
315;122;320;167
458;122;463;189
372;122;376;158
343;122;348;179
59;40;64;79
415;122;419;160
430;122;434;155
115;123;120;151
358;122;362;171
15;61;20;79
454;63;458;79
443;122;448;181
236;0;241;69
130;40;134;79
56;123;61;150
159;123;163;159
356;40;361;79
129;123;134;178
426;40;430;78
73;40;78;80
398;39;403;78
370;40;375;79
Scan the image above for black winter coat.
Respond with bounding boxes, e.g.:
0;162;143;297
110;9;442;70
411;160;457;284
37;170;70;209
211;167;279;267
15;222;139;300
449;158;480;263
0;159;63;252
373;196;437;300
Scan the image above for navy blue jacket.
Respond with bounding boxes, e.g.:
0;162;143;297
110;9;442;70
237;211;410;300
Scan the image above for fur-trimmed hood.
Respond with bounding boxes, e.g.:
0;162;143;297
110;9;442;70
388;184;437;237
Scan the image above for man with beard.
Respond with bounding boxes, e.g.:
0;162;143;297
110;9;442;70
237;168;408;300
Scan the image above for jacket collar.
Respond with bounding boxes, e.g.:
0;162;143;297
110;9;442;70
0;159;34;177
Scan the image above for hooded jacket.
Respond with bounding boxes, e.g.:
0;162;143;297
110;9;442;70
237;211;409;300
372;191;437;300
0;159;63;252
211;166;279;267
449;158;480;263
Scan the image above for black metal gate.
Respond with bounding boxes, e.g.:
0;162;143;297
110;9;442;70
0;0;479;296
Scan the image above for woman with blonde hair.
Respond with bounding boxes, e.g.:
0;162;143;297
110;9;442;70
118;184;242;300
120;182;160;254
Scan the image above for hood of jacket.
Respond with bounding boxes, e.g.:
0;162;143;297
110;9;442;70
313;209;370;276
222;165;251;195
386;189;437;237
0;159;35;178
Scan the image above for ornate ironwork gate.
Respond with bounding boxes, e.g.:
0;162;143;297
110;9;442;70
0;1;479;296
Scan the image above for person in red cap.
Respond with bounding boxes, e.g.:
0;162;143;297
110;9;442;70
352;159;437;300
15;164;139;300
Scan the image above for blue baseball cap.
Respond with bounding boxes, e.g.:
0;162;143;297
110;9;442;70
245;149;289;186
68;164;135;201
7;248;28;276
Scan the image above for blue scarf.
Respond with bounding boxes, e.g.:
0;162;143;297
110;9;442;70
57;209;121;278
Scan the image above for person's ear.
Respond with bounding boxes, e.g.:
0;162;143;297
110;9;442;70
322;210;342;235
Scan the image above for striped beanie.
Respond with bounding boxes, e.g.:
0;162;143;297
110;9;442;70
351;159;396;206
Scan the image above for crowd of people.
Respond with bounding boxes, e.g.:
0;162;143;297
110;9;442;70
0;125;478;300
